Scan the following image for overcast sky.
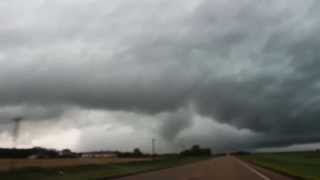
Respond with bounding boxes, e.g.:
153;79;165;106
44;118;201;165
1;0;320;153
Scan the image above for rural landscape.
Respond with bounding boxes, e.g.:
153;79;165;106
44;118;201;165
0;145;211;179
1;146;320;179
2;0;320;179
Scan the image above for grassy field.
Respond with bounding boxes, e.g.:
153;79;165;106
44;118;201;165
242;151;320;180
0;157;149;171
0;156;208;180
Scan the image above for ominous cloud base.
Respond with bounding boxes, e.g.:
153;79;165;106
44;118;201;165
1;0;320;152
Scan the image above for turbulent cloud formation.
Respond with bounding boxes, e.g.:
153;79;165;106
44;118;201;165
158;105;195;141
1;0;320;151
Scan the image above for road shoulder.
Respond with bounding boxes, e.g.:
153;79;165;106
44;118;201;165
236;157;296;180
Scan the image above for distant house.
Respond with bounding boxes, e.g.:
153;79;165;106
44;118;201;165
59;149;71;156
58;149;79;158
81;151;117;158
27;153;49;159
26;147;59;159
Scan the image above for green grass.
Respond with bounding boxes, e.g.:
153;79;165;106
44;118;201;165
242;151;320;180
0;156;209;180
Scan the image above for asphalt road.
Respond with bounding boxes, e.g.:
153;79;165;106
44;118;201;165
116;156;293;180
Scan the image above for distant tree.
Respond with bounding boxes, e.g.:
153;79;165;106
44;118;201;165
0;147;59;158
133;148;143;156
191;145;200;152
62;149;72;154
115;148;146;158
180;145;211;157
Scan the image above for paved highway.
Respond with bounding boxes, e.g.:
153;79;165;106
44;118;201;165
116;156;293;180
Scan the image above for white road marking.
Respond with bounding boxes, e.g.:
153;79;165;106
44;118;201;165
233;157;271;180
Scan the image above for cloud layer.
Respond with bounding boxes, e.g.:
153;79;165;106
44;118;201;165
1;0;320;152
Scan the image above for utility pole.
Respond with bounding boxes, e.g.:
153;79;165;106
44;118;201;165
152;138;156;158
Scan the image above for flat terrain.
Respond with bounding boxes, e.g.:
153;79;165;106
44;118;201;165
116;156;292;180
0;156;206;180
0;157;149;171
244;151;320;180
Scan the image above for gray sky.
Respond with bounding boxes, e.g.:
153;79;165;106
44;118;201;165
1;0;320;153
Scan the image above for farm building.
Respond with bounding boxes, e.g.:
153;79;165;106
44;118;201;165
81;151;117;158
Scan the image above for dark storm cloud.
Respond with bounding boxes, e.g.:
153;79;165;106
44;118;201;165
0;105;65;122
1;0;320;150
